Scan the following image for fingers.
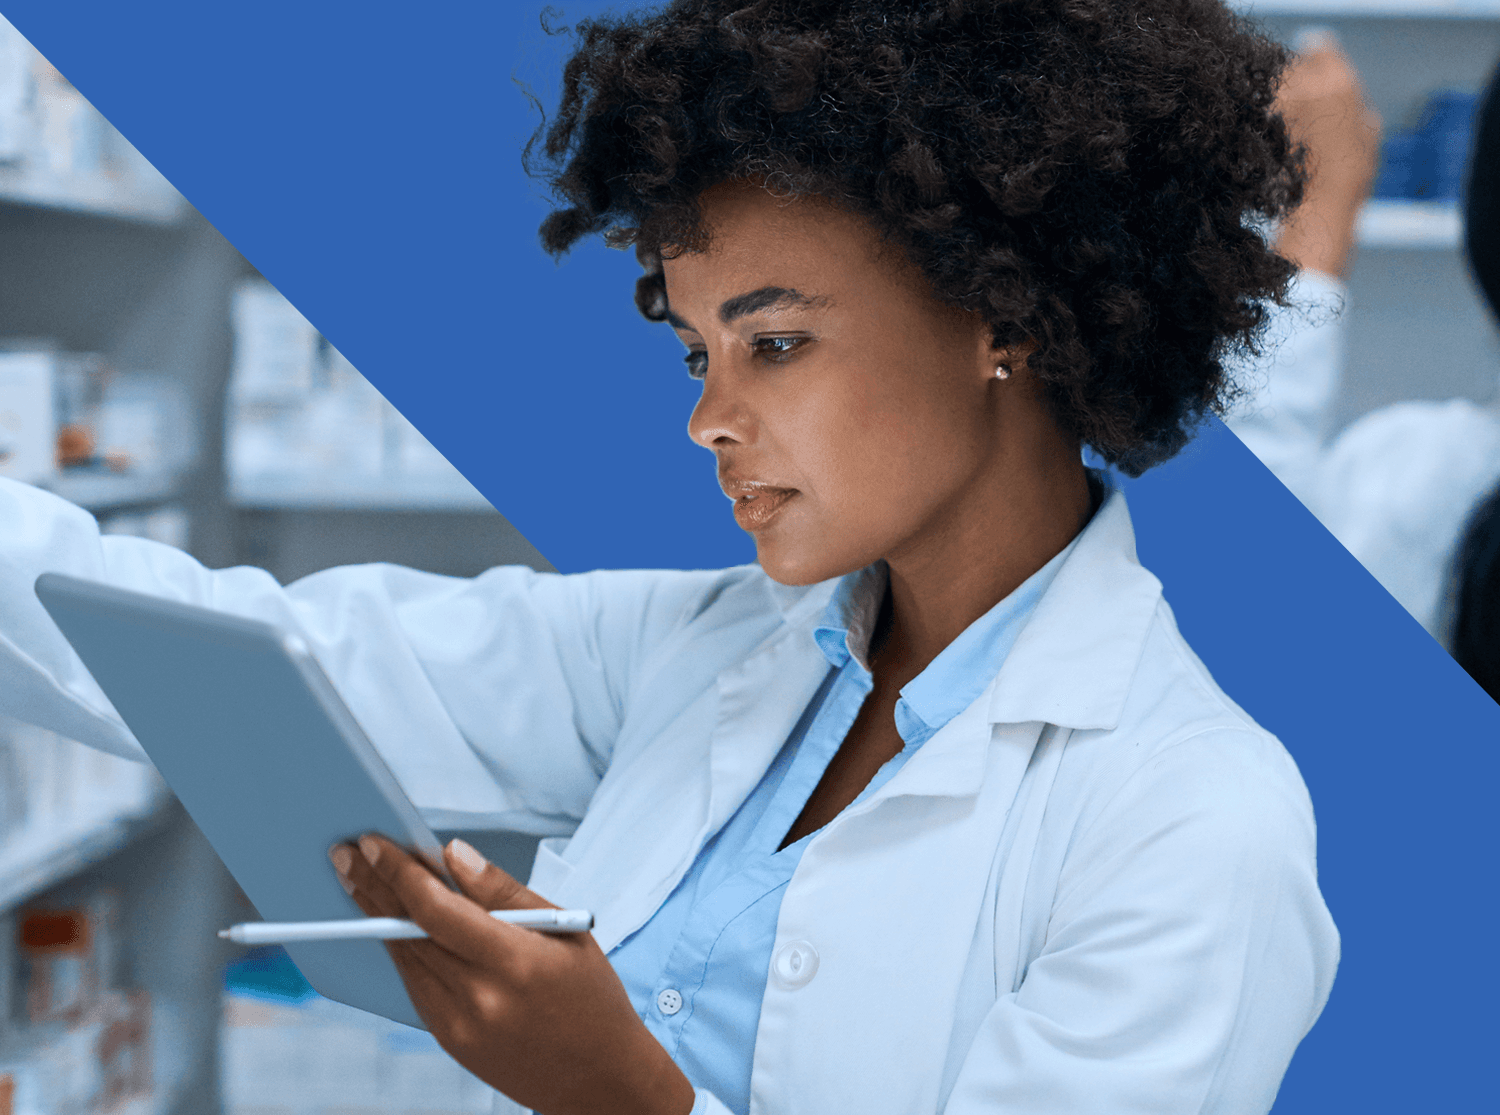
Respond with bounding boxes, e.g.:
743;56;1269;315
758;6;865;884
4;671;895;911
330;841;409;920
386;937;463;1023
386;934;469;1000
342;835;539;965
328;840;467;1003
444;838;556;912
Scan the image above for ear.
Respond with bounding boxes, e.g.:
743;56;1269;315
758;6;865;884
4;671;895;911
984;334;1038;381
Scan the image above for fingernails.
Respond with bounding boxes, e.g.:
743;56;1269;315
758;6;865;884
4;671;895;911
358;835;381;868
448;838;487;876
329;845;353;877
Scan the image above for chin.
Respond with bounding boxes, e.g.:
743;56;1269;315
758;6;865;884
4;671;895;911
754;539;860;588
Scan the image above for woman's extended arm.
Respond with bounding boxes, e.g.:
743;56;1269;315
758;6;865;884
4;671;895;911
1226;34;1376;507
0;476;733;830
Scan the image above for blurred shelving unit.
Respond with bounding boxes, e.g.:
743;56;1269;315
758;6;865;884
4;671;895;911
0;13;245;1115
0;8;545;1107
1239;1;1500;15
1356;198;1464;247
1231;0;1500;427
42;471;183;514
219;280;551;583
229;470;493;514
0;166;183;225
0;781;169;915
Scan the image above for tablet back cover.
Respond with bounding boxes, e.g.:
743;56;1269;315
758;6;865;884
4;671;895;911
35;571;438;1030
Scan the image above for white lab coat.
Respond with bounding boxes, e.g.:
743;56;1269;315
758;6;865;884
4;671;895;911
0;476;1337;1115
1226;271;1500;640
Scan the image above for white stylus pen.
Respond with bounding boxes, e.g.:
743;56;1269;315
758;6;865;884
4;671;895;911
218;909;594;945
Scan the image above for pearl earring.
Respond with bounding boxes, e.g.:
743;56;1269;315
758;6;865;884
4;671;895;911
994;363;1011;380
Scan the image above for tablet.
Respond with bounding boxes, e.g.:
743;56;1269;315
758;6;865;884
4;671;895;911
34;571;452;1030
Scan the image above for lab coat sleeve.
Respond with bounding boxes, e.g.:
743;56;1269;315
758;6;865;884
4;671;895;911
1312;399;1500;639
0;476;734;831
942;728;1338;1115
1224;269;1346;509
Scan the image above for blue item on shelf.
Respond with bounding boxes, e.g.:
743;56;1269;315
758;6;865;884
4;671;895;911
223;944;316;1003
1421;90;1479;201
1373;132;1426;200
1372;89;1479;202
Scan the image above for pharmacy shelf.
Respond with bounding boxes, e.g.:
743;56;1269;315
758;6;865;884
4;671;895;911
3;996;187;1115
229;471;495;512
0;168;184;226
44;471;182;513
131;998;189;1115
1357;199;1463;247
0;784;170;912
1235;1;1500;16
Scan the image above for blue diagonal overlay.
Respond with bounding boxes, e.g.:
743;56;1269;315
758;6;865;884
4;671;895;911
3;3;1496;1112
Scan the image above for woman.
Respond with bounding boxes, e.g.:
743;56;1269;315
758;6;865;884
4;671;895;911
0;2;1336;1113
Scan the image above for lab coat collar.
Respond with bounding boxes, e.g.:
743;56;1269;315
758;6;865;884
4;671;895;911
805;488;1159;807
765;575;837;627
771;486;1160;735
811;562;886;671
986;488;1161;730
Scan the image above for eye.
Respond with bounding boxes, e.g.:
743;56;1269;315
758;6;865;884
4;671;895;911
753;336;809;362
684;350;708;380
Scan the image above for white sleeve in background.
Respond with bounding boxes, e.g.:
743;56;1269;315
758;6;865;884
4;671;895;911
0;475;730;832
1314;399;1500;639
943;729;1337;1115
1225;270;1346;507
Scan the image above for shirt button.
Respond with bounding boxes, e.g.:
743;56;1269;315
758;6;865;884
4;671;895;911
656;988;683;1016
771;940;820;990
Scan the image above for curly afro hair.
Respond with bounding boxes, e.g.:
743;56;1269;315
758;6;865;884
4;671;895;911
526;0;1304;475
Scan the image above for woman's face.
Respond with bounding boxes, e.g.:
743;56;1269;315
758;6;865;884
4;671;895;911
663;180;1029;586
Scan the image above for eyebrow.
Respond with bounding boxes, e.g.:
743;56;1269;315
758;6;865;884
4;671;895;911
664;286;827;331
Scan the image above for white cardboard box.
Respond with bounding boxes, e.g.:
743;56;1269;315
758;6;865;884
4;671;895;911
0;352;56;486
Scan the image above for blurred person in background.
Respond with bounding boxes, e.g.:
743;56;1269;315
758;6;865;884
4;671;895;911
1440;70;1500;701
1450;486;1500;700
1232;33;1500;701
1226;30;1378;507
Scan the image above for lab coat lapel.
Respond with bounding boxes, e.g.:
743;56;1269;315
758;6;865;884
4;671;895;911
751;489;1164;1112
752;695;1046;1115
705;624;832;835
581;621;832;953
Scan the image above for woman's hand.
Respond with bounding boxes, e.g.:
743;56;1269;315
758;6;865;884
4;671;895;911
329;835;697;1115
1273;31;1384;279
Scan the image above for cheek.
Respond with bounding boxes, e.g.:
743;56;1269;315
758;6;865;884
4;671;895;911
781;373;964;519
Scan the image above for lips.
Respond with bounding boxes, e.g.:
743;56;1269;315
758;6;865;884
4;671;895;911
719;475;799;531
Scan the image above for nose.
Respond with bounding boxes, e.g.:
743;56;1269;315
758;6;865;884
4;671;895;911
687;368;752;450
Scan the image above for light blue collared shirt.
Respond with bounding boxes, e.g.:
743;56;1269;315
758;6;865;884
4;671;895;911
607;543;1075;1114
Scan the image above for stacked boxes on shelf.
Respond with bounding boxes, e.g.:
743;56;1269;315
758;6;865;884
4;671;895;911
227;281;458;493
0;349;53;487
0;893;155;1114
0;15;180;219
0;717;158;854
0;343;197;507
0;509;171;1112
221;983;495;1115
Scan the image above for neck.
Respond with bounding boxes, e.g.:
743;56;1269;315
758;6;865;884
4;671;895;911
875;426;1093;681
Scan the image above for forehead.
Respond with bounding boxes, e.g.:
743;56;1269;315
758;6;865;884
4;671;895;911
660;181;894;304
